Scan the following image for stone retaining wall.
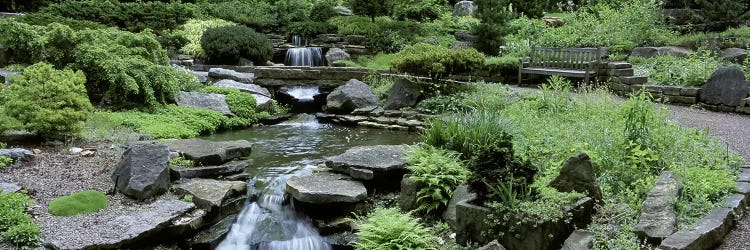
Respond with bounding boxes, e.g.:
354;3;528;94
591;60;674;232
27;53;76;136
605;62;750;115
268;33;371;63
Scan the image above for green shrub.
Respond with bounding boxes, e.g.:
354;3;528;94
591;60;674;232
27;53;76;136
346;0;392;21
200;86;269;124
484;55;520;72
406;145;470;214
392;43;485;79
630;53;726;87
416;95;474;114
310;0;339;22
328;16;421;53
16;13;108;31
674;166;736;227
2;62;93;139
0;156;12;169
692;0;750;30
509;0;553;18
473;0;515;55
283;21;337;39
101;105;232;139
48;190;108;216
1;221;41;249
454;16;480;32
171;18;236;58
0;192;34;213
393;0;446;22
193;0;276;31
201;25;273;65
0;192;39;248
422;111;536;204
40;0;193;32
0;209;32;232
354;207;437;250
485;187;583;238
0;19;46;64
273;0;313;26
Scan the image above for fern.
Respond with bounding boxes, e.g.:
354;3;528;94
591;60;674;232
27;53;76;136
354;207;437;250
406;145;470;214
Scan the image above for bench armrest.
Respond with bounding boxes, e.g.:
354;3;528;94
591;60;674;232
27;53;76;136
519;57;530;68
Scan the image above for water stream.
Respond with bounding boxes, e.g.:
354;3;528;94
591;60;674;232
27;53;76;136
206;115;418;249
285;35;325;66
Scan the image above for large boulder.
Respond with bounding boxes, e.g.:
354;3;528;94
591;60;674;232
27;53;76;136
325;79;379;114
700;66;750;107
635;171;681;244
399;175;419;212
175;179;247;210
549;153;603;202
45;199;194;250
168;139;252;166
286;172;367;204
170;160;250;180
562;230;595;250
0;148;34;162
384;78;423;110
112;142;171;200
326;145;410;181
325;48;350;65
720;48;748;64
443;184;475;230
630;46;691;58
453;1;476;17
213;79;271;97
208;68;254;84
176;91;234;116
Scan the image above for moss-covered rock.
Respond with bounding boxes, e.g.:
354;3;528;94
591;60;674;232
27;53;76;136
48;190;108;216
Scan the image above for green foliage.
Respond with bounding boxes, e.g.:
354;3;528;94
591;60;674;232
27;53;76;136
283;21;337;39
0;19;46;64
193;0;276;31
171;18;236;58
100;105;235;139
630;53;727;87
406;145;470;214
692;0;750;30
473;0;515;55
273;0;313;26
669;26;750;49
483;55;520;72
509;0;552;18
48;190;108;217
393;0;446;22
328;16;421;53
363;73;395;101
200;25;273;65
2;62;93;139
416;94;473;114
16;13;108;30
40;0;193;32
346;0;392;21
200;86;269;124
170;156;196;168
0;156;12;169
0;192;39;249
392;43;485;79
310;0;339;22
353;207;437;250
485;187;583;238
422;111;536;204
182;194;194;202
349;53;398;70
674;166;736;227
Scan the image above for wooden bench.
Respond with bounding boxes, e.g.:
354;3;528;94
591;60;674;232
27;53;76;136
518;47;606;85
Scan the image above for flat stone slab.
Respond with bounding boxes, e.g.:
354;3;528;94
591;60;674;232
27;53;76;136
286;172;367;204
214;79;271;97
168;139;252;166
188;214;237;250
170;160;249;179
45;199;195;250
0;182;21;193
660;207;734;250
0;148;34;161
176;91;233;116
325;145;409;174
635;171;681;243
562;230;594;250
176;179;246;210
208;68;254;84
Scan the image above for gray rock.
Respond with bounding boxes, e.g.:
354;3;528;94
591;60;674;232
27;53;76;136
214;79;271;97
443;184;475;230
188;214;237;250
349;168;374;180
562;230;595;250
700;66;750;107
168;139;252;166
176;179;246;210
453;1;476;17
112;142;171;200
384;78;423;110
0;69;20;86
253;93;272;110
176;91;234;116
325;48;350;65
659;207;734;250
542;16;565;27
635;171;681;244
325;79;379;114
286;172;367;204
45;199;194;250
549;153;603;201
477;240;507;250
208;68;255;84
334;5;353;16
631;46;691;58
171;160;249;180
0;148;33;162
193;71;209;83
720;48;748;63
0;182;21;194
399;175;419;212
326;145;409;173
455;199;490;244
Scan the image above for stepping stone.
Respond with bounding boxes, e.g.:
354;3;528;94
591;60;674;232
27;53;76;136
286;172;367;204
170;160;250;179
0;182;21;194
168;139;252;166
175;179;247;210
635;171;681;244
325;145;409;180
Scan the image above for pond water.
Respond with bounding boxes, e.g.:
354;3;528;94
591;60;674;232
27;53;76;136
202;114;419;249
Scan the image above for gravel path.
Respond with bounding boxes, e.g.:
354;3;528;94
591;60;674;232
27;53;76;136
665;106;750;250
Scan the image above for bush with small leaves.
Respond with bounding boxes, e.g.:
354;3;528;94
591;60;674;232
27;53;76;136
2;62;93;139
201;25;273;65
0;156;12;169
1;221;41;249
392;43;485;79
171;19;236;58
0;192;39;248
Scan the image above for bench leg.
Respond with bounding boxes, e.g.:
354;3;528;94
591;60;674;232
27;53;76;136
518;71;522;85
585;72;590;85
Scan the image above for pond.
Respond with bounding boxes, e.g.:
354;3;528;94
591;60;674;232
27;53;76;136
201;114;419;249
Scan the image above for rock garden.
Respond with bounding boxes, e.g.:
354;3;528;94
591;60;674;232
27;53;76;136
1;0;750;250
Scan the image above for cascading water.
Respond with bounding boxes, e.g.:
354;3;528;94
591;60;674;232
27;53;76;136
285;86;320;102
285;35;325;66
277;86;323;113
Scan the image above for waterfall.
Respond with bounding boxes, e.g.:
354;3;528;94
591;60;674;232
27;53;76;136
285;86;320;102
217;174;331;250
285;35;325;66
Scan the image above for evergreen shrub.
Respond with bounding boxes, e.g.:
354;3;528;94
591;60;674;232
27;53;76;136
200;25;273;65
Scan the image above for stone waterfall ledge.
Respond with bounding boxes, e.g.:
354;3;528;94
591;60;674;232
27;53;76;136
659;165;750;250
315;110;431;132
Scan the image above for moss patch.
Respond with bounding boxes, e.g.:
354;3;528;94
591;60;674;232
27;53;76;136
48;190;108;217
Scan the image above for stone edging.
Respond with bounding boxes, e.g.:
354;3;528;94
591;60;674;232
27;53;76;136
658;165;750;250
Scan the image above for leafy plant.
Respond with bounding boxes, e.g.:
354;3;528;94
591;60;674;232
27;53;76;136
630;52;726;87
99;105;234;139
0;156;12;169
182;194;194;203
2;62;93;139
310;0;339;22
346;0;392;21
392;43;485;80
393;0;446;22
283;21;337;39
193;0;277;31
40;0;193;32
171;18;236;58
1;221;41;249
48;190;108;217
200;86;267;123
170;156;196;168
0;192;39;248
406;145;470;214
200;25;273;65
353;207;437;250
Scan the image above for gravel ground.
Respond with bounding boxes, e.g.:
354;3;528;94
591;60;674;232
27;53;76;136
665;105;750;250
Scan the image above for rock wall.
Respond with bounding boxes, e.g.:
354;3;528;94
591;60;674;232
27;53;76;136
268;33;371;63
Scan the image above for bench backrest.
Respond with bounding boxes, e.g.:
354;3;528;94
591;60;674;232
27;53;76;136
529;47;604;70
